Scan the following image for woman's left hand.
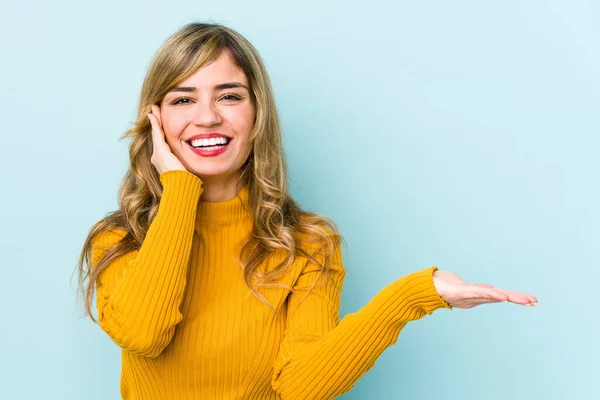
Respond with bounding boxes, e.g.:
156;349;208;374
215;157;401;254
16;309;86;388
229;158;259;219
432;269;538;309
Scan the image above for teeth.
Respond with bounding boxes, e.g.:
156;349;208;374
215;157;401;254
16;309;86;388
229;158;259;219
190;137;229;147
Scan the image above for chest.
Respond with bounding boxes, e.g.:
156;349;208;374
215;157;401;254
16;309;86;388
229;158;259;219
144;223;311;396
163;231;300;372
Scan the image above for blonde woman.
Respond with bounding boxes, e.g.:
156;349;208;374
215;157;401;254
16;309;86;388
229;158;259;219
75;22;538;400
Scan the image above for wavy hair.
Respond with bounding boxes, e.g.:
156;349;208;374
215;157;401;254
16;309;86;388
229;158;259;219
73;22;344;322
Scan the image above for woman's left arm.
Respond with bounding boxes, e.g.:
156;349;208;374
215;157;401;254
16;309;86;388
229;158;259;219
271;244;537;400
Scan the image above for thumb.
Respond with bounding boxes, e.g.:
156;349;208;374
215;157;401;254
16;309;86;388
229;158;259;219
473;283;495;289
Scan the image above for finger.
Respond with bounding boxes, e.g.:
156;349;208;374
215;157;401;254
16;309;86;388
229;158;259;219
148;112;166;148
505;289;537;304
470;281;539;306
483;288;510;302
473;283;495;289
492;288;536;305
151;104;162;124
466;286;539;308
147;113;159;148
474;298;502;306
504;289;538;305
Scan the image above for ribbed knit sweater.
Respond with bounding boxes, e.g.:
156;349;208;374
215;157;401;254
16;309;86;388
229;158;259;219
91;169;453;399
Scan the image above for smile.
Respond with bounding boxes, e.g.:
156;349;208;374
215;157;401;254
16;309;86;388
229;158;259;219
186;138;232;157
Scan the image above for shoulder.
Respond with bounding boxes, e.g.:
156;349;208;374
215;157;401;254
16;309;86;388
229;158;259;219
295;213;340;243
90;228;129;266
292;213;341;254
294;213;344;272
92;228;128;248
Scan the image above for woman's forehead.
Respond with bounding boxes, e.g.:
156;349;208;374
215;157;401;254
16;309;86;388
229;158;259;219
179;51;248;88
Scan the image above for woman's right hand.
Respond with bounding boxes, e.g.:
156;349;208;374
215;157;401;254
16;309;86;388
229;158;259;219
148;104;188;175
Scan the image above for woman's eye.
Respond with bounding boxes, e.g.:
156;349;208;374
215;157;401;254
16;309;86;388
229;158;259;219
172;97;191;105
222;94;242;101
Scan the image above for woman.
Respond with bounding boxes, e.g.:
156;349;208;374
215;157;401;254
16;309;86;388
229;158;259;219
75;22;537;399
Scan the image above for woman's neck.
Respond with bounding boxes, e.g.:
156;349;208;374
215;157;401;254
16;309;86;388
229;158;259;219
196;171;244;202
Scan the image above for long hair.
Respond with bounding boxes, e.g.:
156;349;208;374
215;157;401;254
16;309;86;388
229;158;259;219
74;22;344;322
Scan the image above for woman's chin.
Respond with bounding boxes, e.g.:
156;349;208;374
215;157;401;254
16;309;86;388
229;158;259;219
186;166;239;181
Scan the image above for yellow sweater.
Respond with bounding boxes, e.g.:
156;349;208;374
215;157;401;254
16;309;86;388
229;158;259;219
91;170;452;399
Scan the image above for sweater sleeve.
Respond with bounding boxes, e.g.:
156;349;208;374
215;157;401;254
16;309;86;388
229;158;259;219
271;242;453;399
91;170;203;358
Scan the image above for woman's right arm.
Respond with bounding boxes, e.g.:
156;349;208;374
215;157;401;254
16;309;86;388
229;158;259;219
91;170;203;358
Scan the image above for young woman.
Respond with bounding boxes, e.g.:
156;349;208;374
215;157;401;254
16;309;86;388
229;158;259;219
75;22;538;399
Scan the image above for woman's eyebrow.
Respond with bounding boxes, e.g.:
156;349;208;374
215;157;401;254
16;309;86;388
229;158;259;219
168;82;249;93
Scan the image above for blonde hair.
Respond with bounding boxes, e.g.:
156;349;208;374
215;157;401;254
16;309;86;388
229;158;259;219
74;22;344;322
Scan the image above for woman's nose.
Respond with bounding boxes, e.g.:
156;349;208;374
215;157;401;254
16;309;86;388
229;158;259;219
191;101;223;127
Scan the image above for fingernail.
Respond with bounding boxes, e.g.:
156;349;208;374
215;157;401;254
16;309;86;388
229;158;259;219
525;304;531;307
531;302;539;306
504;300;508;303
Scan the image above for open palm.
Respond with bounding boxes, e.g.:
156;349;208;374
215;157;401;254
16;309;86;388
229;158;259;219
433;270;538;309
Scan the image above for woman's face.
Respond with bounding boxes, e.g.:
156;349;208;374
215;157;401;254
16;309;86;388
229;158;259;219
159;50;255;181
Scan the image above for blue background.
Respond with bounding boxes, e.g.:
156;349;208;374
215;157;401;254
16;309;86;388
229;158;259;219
1;0;597;398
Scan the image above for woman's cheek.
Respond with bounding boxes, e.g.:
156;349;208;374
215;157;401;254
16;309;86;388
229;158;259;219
162;119;185;142
233;112;255;137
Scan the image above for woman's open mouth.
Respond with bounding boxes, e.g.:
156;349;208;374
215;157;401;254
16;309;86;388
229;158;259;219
186;137;232;157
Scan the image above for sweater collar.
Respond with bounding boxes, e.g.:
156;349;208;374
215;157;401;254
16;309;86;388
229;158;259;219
195;185;252;225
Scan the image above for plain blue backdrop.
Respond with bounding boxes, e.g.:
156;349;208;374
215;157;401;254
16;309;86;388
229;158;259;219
1;0;597;398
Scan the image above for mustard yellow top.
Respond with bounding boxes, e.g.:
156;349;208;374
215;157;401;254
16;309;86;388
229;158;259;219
91;170;452;399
